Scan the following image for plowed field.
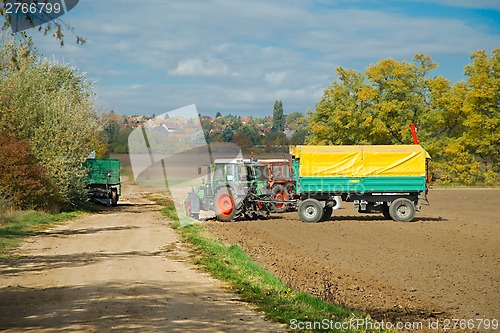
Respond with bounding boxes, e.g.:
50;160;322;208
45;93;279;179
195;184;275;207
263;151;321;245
205;188;500;325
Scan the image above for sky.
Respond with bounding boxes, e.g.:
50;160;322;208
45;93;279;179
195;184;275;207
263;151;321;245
17;0;500;117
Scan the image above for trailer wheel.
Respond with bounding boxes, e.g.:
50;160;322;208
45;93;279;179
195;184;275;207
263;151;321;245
298;199;323;223
389;198;416;222
382;203;391;220
272;185;288;213
215;188;238;222
110;189;118;207
321;206;333;221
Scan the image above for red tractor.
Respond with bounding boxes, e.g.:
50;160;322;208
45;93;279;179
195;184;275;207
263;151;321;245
257;159;296;213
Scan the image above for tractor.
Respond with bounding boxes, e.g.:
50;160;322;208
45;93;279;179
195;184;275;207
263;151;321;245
257;159;296;212
184;158;273;221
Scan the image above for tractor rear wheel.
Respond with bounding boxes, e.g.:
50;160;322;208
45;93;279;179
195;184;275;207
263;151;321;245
214;188;238;222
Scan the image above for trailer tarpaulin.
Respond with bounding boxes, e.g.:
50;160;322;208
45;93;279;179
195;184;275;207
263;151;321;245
292;145;430;178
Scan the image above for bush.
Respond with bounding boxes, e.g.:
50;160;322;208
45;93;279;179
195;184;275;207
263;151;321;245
0;131;57;210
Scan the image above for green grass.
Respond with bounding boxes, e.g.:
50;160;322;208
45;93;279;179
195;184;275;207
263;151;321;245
158;199;388;333
0;210;84;259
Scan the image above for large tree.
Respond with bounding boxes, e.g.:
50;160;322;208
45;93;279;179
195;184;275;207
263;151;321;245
0;38;106;208
272;100;285;132
307;51;500;185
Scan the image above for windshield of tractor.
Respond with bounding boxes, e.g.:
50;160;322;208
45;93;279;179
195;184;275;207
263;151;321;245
213;164;225;185
237;164;249;182
254;165;269;182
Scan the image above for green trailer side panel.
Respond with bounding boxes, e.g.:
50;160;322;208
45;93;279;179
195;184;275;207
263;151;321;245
84;159;121;185
298;176;426;194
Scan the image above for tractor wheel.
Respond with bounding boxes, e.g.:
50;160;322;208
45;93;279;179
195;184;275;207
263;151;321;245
298;198;323;223
389;198;416;222
185;201;199;220
214;188;238;222
110;189;118;207
272;185;288;213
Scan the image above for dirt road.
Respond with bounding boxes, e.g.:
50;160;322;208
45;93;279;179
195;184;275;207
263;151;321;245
0;185;284;332
206;188;500;325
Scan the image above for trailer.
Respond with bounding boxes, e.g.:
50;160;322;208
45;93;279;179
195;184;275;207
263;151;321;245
292;145;430;222
84;158;121;206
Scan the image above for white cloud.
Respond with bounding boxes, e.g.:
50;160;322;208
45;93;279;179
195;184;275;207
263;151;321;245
265;71;287;85
30;0;500;116
170;58;233;77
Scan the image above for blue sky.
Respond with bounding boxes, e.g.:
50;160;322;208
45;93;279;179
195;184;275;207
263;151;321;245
20;0;500;117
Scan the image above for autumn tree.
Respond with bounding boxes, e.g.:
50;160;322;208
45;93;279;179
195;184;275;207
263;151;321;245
0;131;56;210
307;51;500;185
0;37;106;208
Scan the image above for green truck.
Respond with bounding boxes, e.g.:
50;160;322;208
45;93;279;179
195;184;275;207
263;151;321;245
292;145;431;222
84;158;121;206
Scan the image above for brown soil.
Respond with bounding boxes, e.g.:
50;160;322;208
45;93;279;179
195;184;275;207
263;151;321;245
205;188;500;328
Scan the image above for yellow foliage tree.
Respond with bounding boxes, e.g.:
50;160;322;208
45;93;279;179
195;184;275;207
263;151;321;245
307;50;500;185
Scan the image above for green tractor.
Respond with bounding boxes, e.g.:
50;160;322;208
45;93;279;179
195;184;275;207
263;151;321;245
184;158;273;221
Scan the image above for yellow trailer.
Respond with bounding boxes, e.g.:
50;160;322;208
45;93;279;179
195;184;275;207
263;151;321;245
291;145;431;222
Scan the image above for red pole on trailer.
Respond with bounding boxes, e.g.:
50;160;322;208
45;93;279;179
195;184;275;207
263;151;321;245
410;123;419;144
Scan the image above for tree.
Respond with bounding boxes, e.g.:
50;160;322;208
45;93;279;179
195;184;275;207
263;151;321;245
307;51;500;185
232;130;253;150
463;49;500;177
286;112;304;126
272;100;285;132
0;38;106;208
221;126;234;142
290;128;308;145
307;67;372;145
0;131;55;209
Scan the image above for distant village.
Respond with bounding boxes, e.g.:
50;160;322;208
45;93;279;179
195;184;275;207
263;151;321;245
102;110;309;154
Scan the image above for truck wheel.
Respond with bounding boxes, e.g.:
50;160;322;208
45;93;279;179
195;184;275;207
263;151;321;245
298;199;323;223
110;189;118;207
382;203;391;219
389;198;416;222
321;206;333;221
215;188;237;222
272;185;288;213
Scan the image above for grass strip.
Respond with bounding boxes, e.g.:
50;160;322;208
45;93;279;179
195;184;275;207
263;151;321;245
159;198;388;333
0;210;84;258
